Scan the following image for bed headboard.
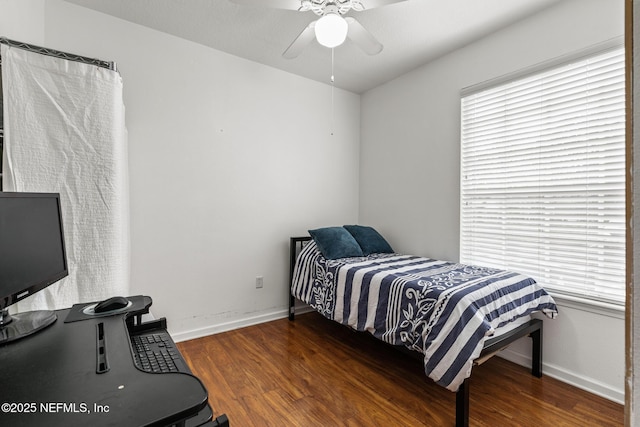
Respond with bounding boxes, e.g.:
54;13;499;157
289;236;312;285
288;236;311;320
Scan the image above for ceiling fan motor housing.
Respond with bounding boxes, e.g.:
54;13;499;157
305;0;362;16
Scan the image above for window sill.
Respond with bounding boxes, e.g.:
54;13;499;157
549;292;625;320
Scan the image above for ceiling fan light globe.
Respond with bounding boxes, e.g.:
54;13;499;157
315;13;348;48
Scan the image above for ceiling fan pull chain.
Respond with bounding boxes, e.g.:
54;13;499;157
331;47;335;136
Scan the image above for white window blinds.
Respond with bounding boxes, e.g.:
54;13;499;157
460;44;626;306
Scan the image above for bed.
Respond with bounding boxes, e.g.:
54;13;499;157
288;226;558;427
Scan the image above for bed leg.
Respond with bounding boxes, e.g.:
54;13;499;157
530;320;543;377
289;293;295;321
455;378;470;427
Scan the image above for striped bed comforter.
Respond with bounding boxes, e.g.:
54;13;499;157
291;241;558;391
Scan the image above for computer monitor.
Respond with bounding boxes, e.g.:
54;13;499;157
0;192;68;344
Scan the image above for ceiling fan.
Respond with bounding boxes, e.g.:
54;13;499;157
231;0;407;59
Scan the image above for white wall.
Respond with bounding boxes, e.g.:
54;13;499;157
0;0;45;44
360;0;625;403
2;0;361;339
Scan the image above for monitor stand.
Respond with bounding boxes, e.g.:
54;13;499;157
0;309;57;345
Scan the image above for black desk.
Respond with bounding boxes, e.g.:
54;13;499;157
0;296;224;426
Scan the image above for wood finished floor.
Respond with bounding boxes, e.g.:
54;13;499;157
177;312;623;426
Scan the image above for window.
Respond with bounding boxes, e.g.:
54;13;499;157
460;43;625;306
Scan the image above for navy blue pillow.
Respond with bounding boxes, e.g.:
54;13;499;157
343;225;393;256
308;226;364;260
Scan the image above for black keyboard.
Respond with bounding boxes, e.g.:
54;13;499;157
130;331;189;373
128;326;230;426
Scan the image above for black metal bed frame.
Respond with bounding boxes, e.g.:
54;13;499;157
287;236;543;427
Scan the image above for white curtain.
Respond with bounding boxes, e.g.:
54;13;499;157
1;44;130;311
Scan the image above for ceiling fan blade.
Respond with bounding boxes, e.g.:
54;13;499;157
283;21;317;59
230;0;303;11
353;0;407;10
345;17;383;55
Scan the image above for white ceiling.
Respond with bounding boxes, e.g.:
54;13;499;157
62;0;564;93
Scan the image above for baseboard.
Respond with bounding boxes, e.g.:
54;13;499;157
171;305;315;343
498;347;624;405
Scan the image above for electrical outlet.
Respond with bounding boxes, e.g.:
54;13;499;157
255;276;263;289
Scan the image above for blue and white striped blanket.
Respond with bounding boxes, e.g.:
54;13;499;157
292;241;557;391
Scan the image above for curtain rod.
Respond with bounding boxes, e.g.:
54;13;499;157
0;37;117;72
